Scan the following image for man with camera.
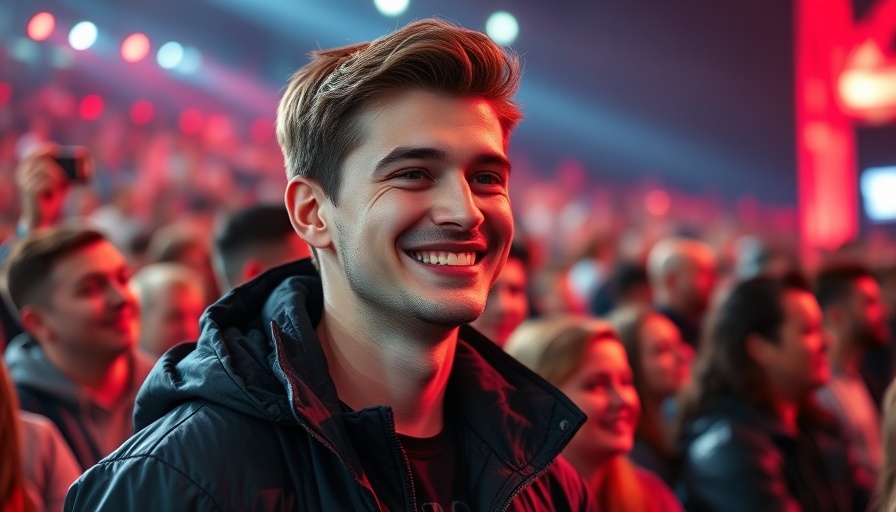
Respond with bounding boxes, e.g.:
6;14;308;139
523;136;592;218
1;145;91;352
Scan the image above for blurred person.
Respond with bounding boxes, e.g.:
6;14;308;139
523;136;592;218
675;275;870;512
608;306;689;485
861;264;896;407
469;240;530;346
814;264;889;487
130;263;205;358
1;361;80;512
212;204;311;292
88;186;143;254
1;227;154;470
877;377;896;512
65;19;591;511
590;262;652;316
530;264;587;316
1;146;79;352
506;316;683;512
646;237;717;350
146;221;220;305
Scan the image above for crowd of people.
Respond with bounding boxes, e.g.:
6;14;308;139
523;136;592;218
1;16;895;512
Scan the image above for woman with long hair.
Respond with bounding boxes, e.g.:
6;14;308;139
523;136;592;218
505;315;682;512
608;306;690;485
1;360;79;512
1;361;30;512
674;275;871;511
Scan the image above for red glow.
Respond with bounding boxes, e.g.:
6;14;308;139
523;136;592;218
79;94;103;120
795;0;858;255
0;82;11;106
250;118;274;143
130;100;154;125
179;108;204;134
27;12;55;42
204;114;231;144
121;33;150;63
645;189;671;216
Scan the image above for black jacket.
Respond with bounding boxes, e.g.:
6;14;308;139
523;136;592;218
677;397;871;512
65;260;591;511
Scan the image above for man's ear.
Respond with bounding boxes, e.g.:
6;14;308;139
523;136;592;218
19;305;52;344
285;176;332;250
745;332;775;366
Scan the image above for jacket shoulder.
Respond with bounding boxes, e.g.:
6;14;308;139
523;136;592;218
678;415;795;512
509;456;592;512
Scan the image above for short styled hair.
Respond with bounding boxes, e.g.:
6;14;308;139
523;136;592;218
276;18;522;205
214;205;296;287
2;226;106;312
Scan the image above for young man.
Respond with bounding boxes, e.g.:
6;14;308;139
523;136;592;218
814;264;890;489
1;226;154;470
65;19;590;511
212;204;311;292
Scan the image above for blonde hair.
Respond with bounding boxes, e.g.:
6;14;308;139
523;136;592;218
276;18;522;205
505;315;650;512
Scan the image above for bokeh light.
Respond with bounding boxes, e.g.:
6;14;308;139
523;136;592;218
69;21;98;50
157;41;184;69
121;33;150;63
27;12;55;41
485;11;519;46
79;94;104;120
130;99;154;125
373;0;410;17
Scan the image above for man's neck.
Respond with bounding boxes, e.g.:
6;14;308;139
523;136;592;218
828;331;862;375
45;347;132;409
316;307;458;439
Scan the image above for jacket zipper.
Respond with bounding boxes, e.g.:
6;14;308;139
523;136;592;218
270;322;380;511
385;410;419;512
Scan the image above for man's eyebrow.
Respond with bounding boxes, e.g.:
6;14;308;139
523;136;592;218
374;146;511;173
374;146;447;174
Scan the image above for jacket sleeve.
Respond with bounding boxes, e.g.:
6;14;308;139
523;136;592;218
678;422;800;512
64;455;222;512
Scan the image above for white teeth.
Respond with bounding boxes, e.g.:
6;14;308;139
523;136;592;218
412;251;476;266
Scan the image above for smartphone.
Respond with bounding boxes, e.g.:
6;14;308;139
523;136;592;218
53;146;93;183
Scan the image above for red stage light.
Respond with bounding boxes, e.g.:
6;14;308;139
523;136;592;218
27;12;55;42
130;100;154;125
79;94;103;120
645;189;671;216
0;82;11;106
179;108;204;134
121;33;150;63
250;118;274;143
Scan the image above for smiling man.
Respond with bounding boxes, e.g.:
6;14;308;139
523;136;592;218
65;19;590;511
1;226;154;470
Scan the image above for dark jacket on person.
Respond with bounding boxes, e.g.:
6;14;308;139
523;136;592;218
677;396;871;512
64;259;592;511
5;334;155;469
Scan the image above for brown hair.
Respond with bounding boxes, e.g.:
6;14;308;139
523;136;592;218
504;315;650;512
276;18;522;205
2;226;106;312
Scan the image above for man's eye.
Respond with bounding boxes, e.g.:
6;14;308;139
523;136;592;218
473;173;503;185
398;170;425;180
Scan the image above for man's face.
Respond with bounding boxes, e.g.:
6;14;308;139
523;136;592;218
843;276;890;348
677;252;717;315
761;290;829;398
39;240;139;358
470;257;528;346
319;90;513;329
141;284;205;357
